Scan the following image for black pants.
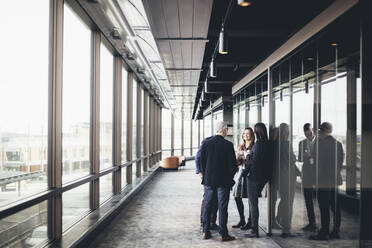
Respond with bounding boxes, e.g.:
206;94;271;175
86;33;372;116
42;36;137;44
303;187;316;224
247;181;259;232
200;191;218;225
277;178;295;233
317;188;341;233
235;197;251;223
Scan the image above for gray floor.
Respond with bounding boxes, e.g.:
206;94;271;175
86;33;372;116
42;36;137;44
89;161;280;248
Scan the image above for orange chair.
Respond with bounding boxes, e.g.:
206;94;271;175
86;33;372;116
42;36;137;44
161;156;180;170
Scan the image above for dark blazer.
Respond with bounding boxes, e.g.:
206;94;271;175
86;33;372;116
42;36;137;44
316;135;344;189
244;141;271;183
200;135;237;187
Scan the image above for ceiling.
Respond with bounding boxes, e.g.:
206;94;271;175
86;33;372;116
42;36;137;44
192;0;335;119
142;0;213;119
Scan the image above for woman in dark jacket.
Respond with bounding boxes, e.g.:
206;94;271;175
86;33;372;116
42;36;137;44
242;123;271;238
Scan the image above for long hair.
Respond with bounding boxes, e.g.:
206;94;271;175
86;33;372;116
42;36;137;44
279;123;290;142
239;127;255;151
254;123;268;142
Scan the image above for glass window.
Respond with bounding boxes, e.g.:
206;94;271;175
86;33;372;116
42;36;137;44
204;114;212;139
132;80;137;160
0;1;49;206
184;120;191;156
0;201;47;248
62;4;90;183
192;121;199;155
122;68;128;163
100;173;113;204
174;117;182;153
141;87;144;156
62;183;89;231
100;43;114;170
233;104;239;148
162;109;172;158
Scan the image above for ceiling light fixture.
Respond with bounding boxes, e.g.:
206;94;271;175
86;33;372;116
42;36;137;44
219;24;228;55
238;0;252;7
210;59;217;78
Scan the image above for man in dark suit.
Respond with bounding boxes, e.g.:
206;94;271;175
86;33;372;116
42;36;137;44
310;122;344;240
298;123;317;231
195;139;218;231
200;121;237;241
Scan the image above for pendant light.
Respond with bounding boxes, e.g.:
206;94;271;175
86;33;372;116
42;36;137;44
210;59;217;78
238;0;252;7
219;24;228;54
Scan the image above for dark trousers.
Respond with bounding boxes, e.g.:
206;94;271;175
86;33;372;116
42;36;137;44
277;178;295;233
200;191;218;225
317;188;341;233
202;186;230;236
235;197;251;223
302;166;316;224
303;187;316;224
247;181;259;232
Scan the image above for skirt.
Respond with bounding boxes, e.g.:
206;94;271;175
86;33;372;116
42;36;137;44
232;166;249;198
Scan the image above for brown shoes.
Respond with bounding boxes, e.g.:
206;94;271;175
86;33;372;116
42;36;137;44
220;234;236;242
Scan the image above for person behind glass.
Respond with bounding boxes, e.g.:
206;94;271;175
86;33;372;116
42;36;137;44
199;121;237;241
195;139;219;232
276;123;301;238
298;123;317;232
242;123;270;238
310;122;344;240
231;127;255;230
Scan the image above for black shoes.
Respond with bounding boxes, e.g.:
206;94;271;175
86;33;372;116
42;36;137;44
241;222;252;230
309;232;329;240
245;230;259;238
221;234;236;242
329;230;340;239
280;232;295;238
302;223;317;232
232;220;246;228
210;223;219;231
202;232;212;240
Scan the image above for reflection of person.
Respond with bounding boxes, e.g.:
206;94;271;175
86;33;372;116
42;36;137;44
200;121;237;241
298;123;317;231
232;128;255;230
310;122;344;240
276;123;301;237
242;123;271;238
195;139;218;232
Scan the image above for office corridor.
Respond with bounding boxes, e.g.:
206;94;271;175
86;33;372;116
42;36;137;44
89;161;280;248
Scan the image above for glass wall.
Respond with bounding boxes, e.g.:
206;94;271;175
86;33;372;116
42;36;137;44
174;117;182;154
0;1;49;209
192;121;199;155
62;4;91;183
100;42;113;170
161;109;172;158
204;114;212;139
184;120;191;156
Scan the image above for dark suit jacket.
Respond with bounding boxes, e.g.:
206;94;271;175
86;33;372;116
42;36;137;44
200;135;237;187
316;135;344;189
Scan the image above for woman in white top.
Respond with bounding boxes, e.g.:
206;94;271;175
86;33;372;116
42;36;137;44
232;127;255;229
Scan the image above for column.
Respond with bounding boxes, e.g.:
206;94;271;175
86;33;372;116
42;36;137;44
126;73;134;184
113;56;122;193
143;91;149;172
136;84;142;177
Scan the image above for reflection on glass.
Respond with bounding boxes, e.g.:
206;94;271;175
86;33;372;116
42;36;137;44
122;68;128;163
62;183;89;231
100;173;113;204
100;43;113;170
62;4;90;183
0;1;49;207
0;201;47;247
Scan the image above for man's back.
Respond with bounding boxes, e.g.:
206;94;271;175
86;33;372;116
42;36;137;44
200;135;237;187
